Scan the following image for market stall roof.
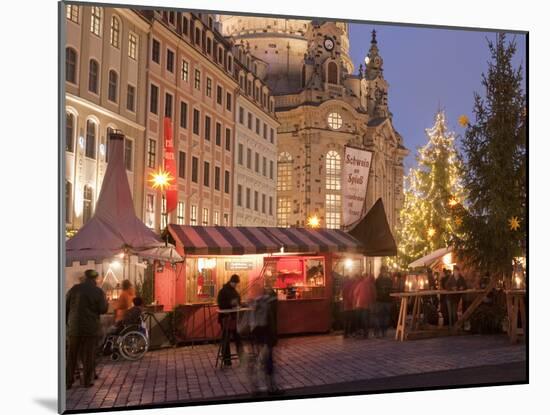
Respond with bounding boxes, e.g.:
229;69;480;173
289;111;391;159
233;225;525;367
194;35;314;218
409;247;452;269
65;132;182;265
347;198;398;257
167;225;364;255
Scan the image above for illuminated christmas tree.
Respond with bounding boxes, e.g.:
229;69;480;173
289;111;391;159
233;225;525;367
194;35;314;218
397;110;464;268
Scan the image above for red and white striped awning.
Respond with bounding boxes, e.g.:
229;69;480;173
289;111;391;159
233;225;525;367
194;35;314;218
167;225;364;256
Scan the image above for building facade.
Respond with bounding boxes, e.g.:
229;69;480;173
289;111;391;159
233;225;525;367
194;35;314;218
232;44;278;226
219;17;408;233
64;5;149;232
134;10;240;232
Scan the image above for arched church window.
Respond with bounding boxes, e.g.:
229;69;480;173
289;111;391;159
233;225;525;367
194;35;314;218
328;61;338;84
277;152;293;191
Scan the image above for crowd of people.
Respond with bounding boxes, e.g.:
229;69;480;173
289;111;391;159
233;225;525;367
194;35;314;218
341;266;394;338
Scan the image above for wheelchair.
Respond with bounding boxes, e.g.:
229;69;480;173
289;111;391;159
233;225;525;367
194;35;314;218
101;316;149;361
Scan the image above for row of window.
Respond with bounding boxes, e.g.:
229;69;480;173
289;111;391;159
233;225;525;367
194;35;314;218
238;106;275;143
236;186;274;216
66;113;133;170
66;6;139;59
149;86;232;150
66;48;136;112
276;194;341;229
277;150;341;192
237;144;275;180
145;195;229;228
238;74;274;113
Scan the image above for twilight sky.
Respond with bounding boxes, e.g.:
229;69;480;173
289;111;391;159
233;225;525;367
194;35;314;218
348;23;527;172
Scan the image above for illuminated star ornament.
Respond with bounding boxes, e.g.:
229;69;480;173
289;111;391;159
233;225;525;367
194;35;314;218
448;197;458;207
149;169;174;191
458;114;469;127
427;227;436;238
307;215;320;228
508;216;521;231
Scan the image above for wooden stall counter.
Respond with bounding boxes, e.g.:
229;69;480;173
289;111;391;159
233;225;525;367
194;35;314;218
277;298;331;335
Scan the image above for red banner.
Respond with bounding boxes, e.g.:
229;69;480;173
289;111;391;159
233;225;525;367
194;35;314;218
163;117;177;213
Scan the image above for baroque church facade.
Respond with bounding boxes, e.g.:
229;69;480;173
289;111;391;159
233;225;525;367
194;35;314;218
219;17;408;233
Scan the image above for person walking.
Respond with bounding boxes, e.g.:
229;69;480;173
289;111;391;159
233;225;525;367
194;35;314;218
354;273;376;338
114;279;135;323
444;265;467;327
66;269;108;389
374;266;393;337
250;286;282;395
217;274;243;366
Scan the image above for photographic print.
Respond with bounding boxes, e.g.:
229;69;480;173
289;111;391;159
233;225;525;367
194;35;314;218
60;1;527;413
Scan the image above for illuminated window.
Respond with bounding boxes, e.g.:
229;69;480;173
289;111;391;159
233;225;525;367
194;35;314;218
145;194;155;228
277;152;293;191
206;78;212;97
66;5;79;23
181;60;189;81
110;16;120;48
277;196;292;227
147;139;156;168
194;69;201;89
202;208;209;225
83;185;94;224
128;33;137;59
214;211;220;226
88;59;99;93
190;205;198;225
177;201;185;225
325;194;341;229
327;112;342;130
65;48;77;84
161;196;167;229
326;150;341;190
90;7;102;36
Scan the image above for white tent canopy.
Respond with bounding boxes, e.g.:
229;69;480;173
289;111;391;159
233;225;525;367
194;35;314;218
65;131;182;265
408;247;453;269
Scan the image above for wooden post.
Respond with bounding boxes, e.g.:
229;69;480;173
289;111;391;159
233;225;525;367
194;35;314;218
452;277;497;332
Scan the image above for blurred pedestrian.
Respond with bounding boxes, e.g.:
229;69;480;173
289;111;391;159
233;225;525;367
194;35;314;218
440;269;451;326
374;266;393;337
342;276;355;338
250;286;282;395
66;269;108;389
217;274;243;366
114;279;135;322
354;273;376;338
444;265;467;327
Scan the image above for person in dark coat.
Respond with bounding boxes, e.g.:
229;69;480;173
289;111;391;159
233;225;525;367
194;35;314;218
440;269;451;326
217;274;243;366
251;286;282;395
444;265;468;327
66;269;108;389
374;267;393;337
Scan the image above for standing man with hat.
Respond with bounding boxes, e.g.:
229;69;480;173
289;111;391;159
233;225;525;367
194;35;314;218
217;274;243;366
66;269;108;389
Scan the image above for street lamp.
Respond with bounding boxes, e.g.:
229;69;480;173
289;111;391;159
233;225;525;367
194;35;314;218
148;168;174;231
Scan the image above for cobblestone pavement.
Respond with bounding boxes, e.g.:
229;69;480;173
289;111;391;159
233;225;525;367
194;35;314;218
66;332;526;411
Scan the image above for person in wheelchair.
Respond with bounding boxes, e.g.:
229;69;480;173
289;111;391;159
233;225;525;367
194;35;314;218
109;296;144;335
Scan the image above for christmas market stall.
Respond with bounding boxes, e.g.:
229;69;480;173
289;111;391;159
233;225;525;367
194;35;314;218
155;225;366;341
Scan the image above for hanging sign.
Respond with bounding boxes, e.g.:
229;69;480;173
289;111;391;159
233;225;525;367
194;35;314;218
225;261;254;271
163;117;177;213
342;146;373;227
